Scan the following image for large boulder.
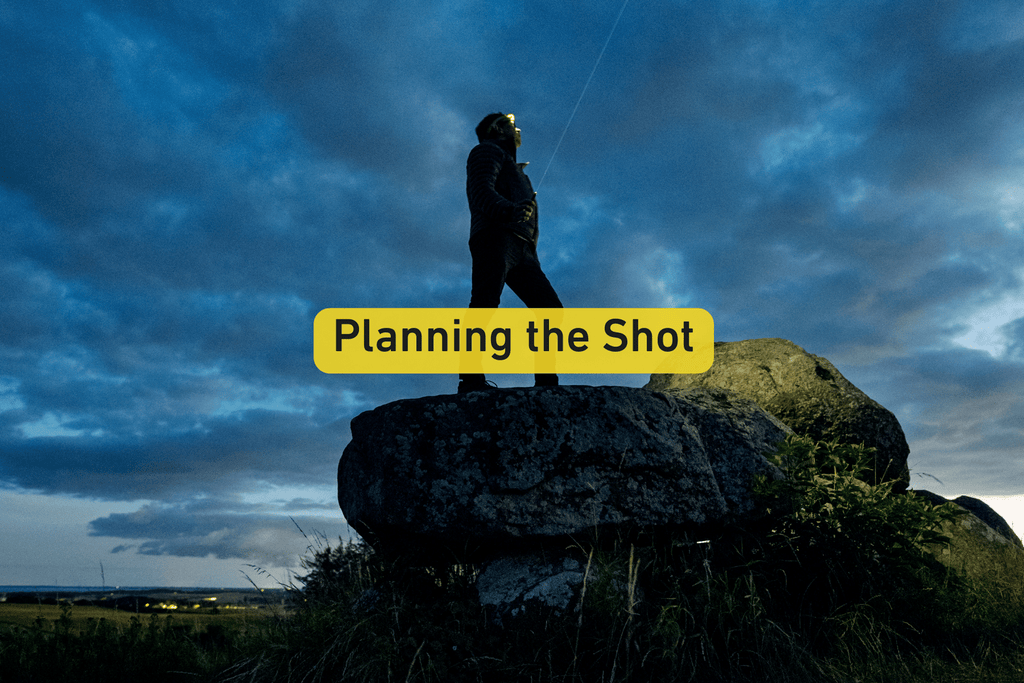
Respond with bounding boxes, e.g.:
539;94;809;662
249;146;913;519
338;385;790;561
647;338;910;490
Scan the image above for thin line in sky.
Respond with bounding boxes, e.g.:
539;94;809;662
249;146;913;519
535;0;631;193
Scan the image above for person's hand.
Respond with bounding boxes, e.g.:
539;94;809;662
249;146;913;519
514;194;537;222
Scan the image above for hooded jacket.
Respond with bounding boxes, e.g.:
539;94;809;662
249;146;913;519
466;138;538;245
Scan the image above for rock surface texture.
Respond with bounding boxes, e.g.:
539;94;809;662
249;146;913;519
647;338;911;490
338;385;789;561
476;553;589;627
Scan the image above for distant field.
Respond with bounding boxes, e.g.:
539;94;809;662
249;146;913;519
0;602;276;631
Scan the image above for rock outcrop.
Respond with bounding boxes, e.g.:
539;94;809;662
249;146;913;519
913;490;1022;549
913;490;1024;587
948;495;1023;549
647;338;911;490
338;385;789;562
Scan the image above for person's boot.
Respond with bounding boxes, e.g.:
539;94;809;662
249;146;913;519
458;374;496;393
534;374;558;387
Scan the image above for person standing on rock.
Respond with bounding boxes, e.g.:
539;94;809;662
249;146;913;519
459;112;563;394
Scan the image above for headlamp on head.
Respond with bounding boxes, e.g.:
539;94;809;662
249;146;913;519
489;113;516;136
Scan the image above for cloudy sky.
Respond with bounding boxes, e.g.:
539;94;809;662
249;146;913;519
3;0;1024;588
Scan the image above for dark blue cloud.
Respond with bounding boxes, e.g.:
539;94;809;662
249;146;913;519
2;0;1024;576
0;410;354;500
88;497;350;567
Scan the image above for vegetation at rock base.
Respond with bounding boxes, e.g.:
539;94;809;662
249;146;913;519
4;436;1024;682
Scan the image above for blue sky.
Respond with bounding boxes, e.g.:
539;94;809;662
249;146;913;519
2;0;1023;587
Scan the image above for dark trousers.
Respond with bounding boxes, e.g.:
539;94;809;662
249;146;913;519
461;230;562;385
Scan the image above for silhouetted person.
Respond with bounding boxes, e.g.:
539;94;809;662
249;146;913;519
459;112;563;393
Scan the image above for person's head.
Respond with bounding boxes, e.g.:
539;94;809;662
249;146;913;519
476;112;521;147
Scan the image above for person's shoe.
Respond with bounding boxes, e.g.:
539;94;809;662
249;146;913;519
458;379;497;394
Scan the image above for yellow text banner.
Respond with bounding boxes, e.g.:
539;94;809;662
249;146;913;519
313;308;713;374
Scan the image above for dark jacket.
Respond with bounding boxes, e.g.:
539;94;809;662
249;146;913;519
466;139;538;245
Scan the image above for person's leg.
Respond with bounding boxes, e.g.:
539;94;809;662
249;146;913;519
467;231;511;309
460;232;512;392
505;247;562;387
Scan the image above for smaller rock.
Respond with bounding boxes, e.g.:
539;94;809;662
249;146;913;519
914;489;1024;589
951;495;1022;549
914;490;1022;548
476;553;588;627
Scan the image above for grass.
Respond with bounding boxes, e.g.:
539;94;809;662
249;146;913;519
0;602;263;630
4;436;1024;682
217;534;1024;683
0;600;280;682
213;437;1024;683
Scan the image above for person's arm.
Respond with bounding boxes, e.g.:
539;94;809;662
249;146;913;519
466;144;516;223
